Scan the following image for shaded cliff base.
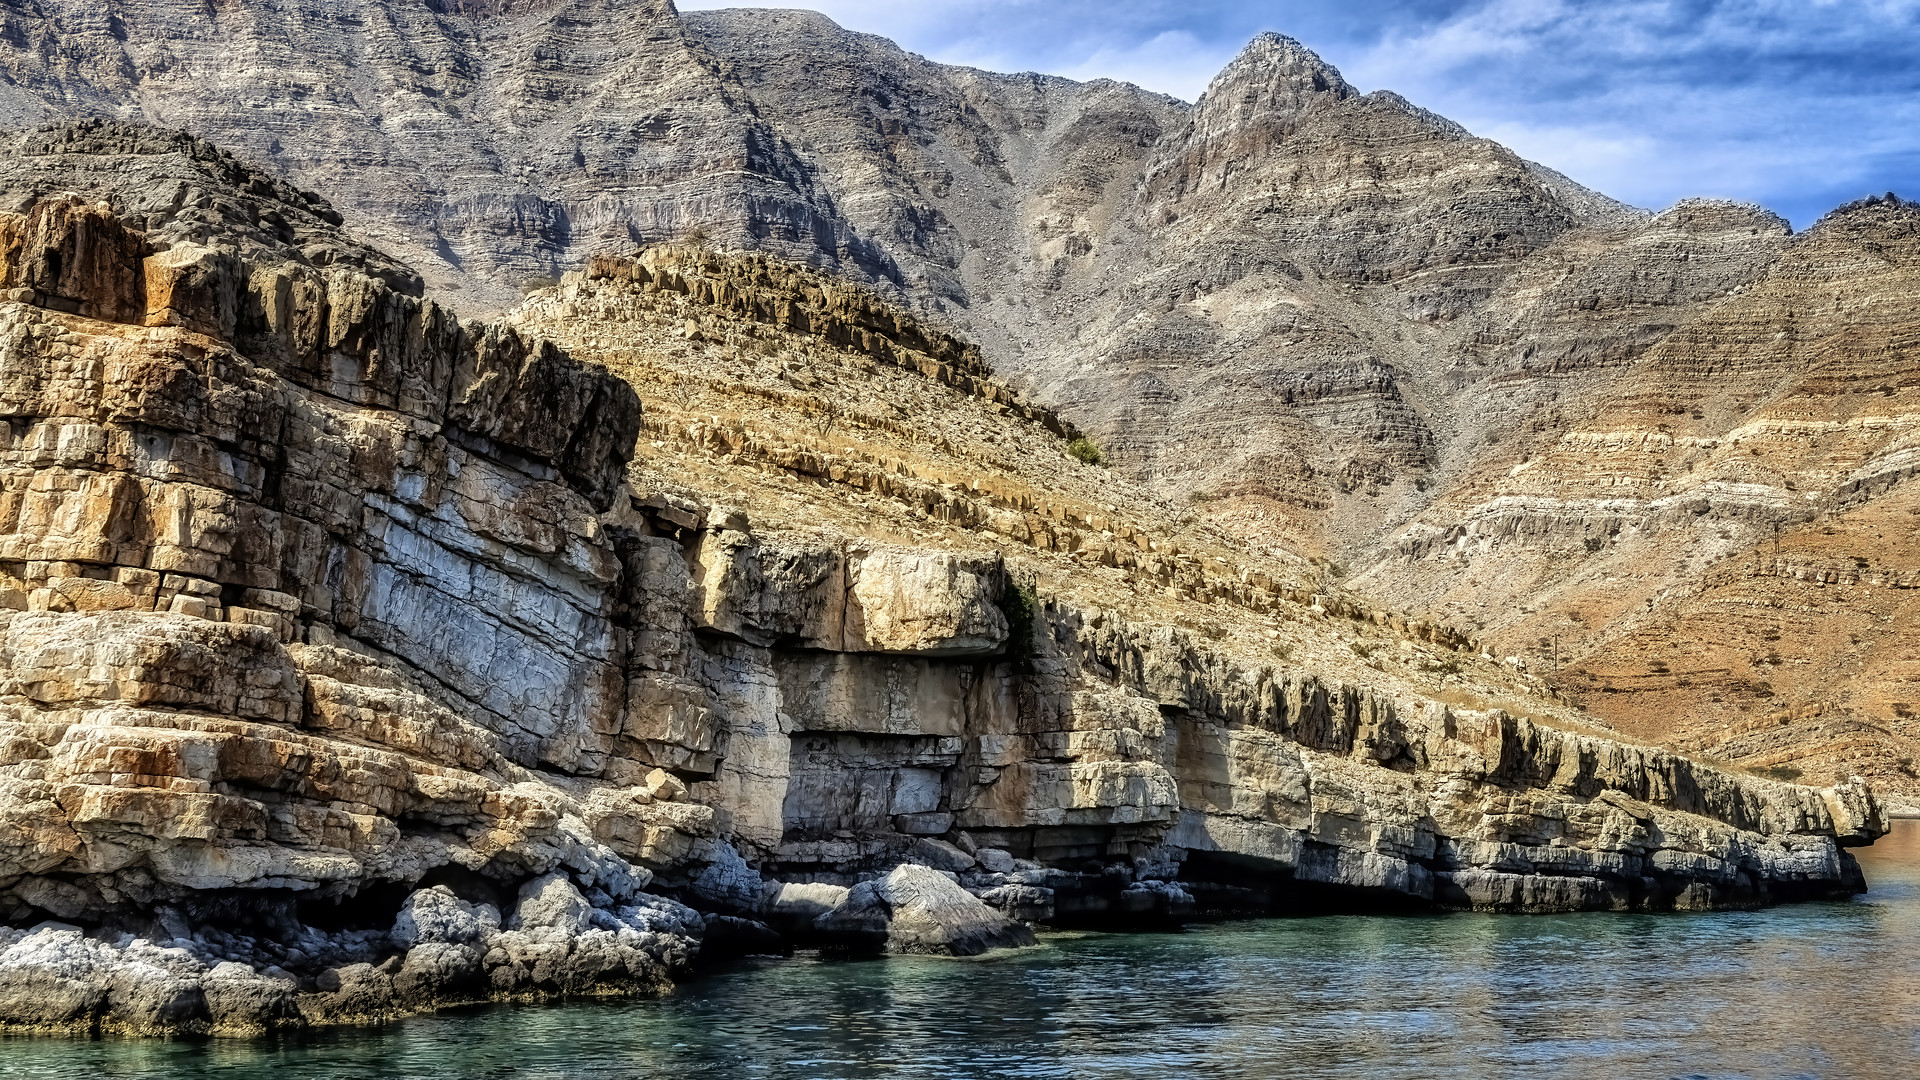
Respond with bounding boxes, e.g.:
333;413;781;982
0;800;1875;1038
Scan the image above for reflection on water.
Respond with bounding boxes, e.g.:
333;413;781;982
9;822;1920;1080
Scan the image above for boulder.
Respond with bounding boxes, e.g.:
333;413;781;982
876;864;1036;957
0;926;109;1029
511;874;594;935
392;942;484;1001
691;843;765;914
977;883;1055;923
392;886;502;948
974;847;1017;874
203;962;301;1034
909;837;977;873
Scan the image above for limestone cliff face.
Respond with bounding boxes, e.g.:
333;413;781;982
0;123;711;1033
0;124;1887;1034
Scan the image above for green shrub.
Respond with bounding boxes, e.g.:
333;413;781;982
1066;437;1102;465
1753;764;1803;783
1001;577;1041;673
1583;537;1605;553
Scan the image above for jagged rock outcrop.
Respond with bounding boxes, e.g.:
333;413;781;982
0;123;1888;1036
0;123;708;1033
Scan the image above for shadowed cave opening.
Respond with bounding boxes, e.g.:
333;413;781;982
295;866;511;935
1177;850;1433;917
780;731;963;844
296;879;413;934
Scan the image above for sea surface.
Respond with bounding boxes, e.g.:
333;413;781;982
9;821;1920;1080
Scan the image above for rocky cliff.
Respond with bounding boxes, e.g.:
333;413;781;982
7;1;1917;789
0;123;1882;1036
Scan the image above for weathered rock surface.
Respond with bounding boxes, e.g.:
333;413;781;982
821;865;1034;957
1357;195;1920;796
0;123;705;1032
5;2;1916;789
506;234;1886;931
0;122;1889;1036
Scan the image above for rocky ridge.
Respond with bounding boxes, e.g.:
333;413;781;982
0;122;1886;1035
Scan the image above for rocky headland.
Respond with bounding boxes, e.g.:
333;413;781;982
0;122;1887;1036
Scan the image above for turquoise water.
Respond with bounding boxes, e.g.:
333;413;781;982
8;823;1920;1080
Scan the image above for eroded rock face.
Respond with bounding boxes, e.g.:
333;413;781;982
0;124;1888;1036
0;126;707;1032
11;4;1917;789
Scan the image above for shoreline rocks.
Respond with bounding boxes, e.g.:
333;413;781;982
0;874;703;1036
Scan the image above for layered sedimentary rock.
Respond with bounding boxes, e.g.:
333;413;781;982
0;123;715;1033
507;222;1886;930
1364;197;1920;797
0;0;1649;526
0;124;1886;1034
8;1;1918;788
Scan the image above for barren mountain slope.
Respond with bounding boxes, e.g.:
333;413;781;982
0;0;902;304
680;15;1657;558
0;1;1649;550
1397;197;1920;795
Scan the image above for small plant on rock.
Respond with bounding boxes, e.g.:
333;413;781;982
1001;576;1042;674
1066;437;1103;465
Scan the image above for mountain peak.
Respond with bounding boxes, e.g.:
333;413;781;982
1199;31;1355;109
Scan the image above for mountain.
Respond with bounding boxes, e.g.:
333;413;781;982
1390;196;1920;794
0;1;1913;797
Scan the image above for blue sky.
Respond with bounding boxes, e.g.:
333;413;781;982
677;1;1920;229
